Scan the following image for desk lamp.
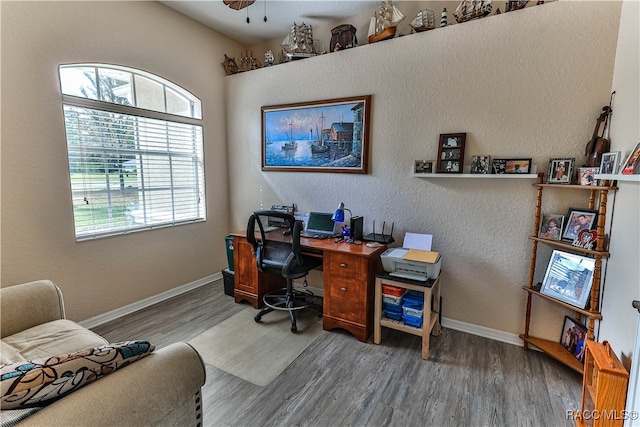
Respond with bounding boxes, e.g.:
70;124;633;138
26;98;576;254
332;202;364;241
331;202;351;223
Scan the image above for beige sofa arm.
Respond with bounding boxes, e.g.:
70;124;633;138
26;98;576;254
19;342;207;427
1;280;65;338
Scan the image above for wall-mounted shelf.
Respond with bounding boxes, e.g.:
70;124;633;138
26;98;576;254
595;173;640;182
413;173;538;179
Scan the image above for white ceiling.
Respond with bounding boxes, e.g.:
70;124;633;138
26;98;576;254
160;0;379;46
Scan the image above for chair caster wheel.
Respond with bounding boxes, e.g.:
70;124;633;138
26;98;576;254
254;315;262;323
291;325;297;333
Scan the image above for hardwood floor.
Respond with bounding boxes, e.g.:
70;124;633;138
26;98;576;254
91;280;582;426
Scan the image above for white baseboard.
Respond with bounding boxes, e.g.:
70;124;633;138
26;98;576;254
442;317;524;347
80;273;222;329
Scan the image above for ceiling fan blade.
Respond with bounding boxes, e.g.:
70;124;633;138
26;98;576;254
223;0;256;11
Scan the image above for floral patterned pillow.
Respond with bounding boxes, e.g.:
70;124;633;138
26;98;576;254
1;340;154;409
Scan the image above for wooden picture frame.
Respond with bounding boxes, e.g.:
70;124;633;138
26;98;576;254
414;160;434;174
599;151;620;174
540;250;595;310
547;157;575;184
261;95;371;173
436;133;466;173
470;155;490;174
562;208;598;243
505;158;532;174
620;139;640;175
560;316;588;363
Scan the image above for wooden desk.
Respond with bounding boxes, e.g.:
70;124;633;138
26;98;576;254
230;231;386;342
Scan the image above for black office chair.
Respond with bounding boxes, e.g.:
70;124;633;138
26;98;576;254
247;210;323;333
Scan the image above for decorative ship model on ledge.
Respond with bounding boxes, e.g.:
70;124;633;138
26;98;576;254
453;0;493;23
409;8;436;33
367;0;405;44
281;22;317;61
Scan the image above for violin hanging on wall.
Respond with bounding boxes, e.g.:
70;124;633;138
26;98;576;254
584;92;614;167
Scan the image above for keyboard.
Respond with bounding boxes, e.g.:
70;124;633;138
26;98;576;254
300;231;334;239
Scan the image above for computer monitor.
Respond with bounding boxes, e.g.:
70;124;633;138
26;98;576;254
304;212;338;235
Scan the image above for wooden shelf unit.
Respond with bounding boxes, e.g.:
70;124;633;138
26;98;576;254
521;173;617;374
575;340;629;427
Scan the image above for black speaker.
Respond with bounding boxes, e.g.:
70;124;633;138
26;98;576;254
350;216;363;241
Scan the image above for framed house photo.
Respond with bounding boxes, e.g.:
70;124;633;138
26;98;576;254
505;158;532;174
261;95;371;173
620;139;640;175
540;250;595;309
414;160;434;174
471;155;490;174
599;151;620;175
562;208;598;243
538;213;564;241
547;158;575;184
560;316;588;363
436;133;466;173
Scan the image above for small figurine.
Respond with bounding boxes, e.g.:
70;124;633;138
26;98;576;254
440;8;448;27
264;50;274;66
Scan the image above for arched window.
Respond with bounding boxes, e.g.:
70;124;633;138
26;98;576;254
59;64;205;240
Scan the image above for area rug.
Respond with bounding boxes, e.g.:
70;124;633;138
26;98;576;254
188;306;322;386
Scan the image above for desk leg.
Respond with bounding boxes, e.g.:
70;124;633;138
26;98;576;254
432;279;442;336
374;278;382;344
421;286;433;360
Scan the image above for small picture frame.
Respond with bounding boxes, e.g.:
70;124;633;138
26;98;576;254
492;159;507;174
436;133;466;174
620;140;640;175
540;250;595;310
578;167;600;186
599;151;620;175
505;158;532;174
547;158;575;184
562;208;598;242
471;155;490;174
560;316;588;363
538;213;564;241
414;160;434;174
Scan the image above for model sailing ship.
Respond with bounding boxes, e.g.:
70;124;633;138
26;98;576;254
453;0;492;23
409;9;436;32
368;0;405;44
281;22;317;61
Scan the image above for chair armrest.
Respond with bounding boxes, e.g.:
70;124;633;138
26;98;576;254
19;342;207;427
1;280;65;338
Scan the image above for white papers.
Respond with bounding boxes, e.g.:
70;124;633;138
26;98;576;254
295;212;309;229
403;232;433;251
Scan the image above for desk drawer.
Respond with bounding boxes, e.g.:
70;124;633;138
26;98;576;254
324;252;366;324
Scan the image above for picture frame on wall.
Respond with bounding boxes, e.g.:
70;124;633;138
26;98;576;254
560;316;588;363
471;155;490;174
436;133;466;173
547;158;575;184
505;158;532;174
414;160;434;174
599;151;620;174
562;208;598;243
540;250;595;310
620;140;640;175
261;95;371;173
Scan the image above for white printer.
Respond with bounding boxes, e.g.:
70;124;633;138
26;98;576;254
380;232;441;281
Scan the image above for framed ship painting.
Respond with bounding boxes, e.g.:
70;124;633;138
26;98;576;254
261;95;371;173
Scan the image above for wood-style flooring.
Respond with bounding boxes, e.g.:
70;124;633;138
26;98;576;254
91;280;582;427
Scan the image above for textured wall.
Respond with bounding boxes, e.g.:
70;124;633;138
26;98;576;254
1;1;243;320
226;2;622;338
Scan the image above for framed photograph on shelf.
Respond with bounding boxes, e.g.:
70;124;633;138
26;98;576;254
471;155;490;174
599;151;620;175
261;95;371;173
436;133;466;173
505;158;532;174
578;167;600;186
562;208;598;242
414;160;434;174
492;159;507;174
560;316;588;363
547;158;575;184
540;250;595;309
620;140;640;175
538;213;564;241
